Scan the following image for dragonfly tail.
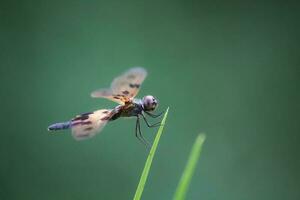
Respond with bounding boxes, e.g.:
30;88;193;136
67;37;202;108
48;121;71;131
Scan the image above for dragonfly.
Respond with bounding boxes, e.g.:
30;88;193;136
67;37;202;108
48;67;163;145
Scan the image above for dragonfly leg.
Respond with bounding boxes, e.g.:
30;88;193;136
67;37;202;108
141;113;161;128
135;117;143;142
144;110;164;118
136;116;150;149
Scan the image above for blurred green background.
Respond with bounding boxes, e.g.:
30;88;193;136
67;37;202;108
1;0;299;199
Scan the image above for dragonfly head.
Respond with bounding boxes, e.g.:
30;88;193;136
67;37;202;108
142;95;158;111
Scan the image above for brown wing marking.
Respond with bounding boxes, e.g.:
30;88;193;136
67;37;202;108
71;109;113;140
111;67;147;98
90;89;128;105
91;67;147;104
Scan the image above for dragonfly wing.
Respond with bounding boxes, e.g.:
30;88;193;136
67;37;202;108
71;109;113;140
91;89;126;105
91;67;147;104
111;67;147;99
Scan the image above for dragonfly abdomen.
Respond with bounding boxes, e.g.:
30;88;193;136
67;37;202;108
48;121;71;131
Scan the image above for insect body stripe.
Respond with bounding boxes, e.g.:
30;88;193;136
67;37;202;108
48;121;71;131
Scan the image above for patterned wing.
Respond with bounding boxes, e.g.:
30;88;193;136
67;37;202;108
91;89;127;105
71;109;113;140
91;67;147;104
111;67;147;99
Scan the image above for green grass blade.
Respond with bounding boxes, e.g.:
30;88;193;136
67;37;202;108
173;134;206;200
133;107;169;200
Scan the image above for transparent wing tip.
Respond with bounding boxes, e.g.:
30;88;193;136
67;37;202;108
128;67;147;74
